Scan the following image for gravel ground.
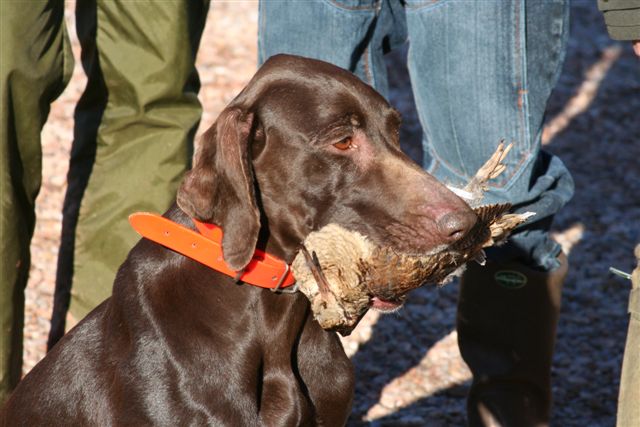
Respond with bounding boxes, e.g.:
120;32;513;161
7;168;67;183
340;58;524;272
24;1;639;426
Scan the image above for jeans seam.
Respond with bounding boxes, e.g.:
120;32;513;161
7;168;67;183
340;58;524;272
516;0;530;168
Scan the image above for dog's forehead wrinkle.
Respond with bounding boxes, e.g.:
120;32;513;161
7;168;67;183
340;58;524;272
252;81;392;151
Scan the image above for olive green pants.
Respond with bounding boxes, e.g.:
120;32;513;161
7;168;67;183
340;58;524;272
0;0;73;404
1;0;209;403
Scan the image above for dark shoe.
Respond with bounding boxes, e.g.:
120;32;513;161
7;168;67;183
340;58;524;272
457;253;568;427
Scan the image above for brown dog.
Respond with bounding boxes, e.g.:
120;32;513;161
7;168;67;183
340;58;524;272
1;54;476;426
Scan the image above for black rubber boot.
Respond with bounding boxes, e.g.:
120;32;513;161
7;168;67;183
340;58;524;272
457;253;568;427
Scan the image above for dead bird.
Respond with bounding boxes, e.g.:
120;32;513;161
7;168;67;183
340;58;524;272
291;143;534;335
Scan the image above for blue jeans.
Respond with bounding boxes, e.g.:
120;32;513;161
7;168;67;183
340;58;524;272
258;0;574;271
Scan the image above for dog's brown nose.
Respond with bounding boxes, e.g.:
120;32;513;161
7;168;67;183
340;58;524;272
436;210;477;243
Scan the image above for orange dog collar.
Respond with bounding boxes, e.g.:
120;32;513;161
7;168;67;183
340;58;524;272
129;213;297;291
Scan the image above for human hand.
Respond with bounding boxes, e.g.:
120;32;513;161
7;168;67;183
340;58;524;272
634;40;640;57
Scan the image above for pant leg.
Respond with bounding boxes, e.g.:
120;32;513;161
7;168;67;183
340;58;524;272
405;0;573;271
259;0;406;98
403;2;572;424
48;0;210;345
0;0;73;402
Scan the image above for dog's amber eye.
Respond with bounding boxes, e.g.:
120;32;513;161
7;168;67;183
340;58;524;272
333;137;353;150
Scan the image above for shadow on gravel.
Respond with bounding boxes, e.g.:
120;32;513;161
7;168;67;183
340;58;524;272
347;284;466;425
347;2;640;426
361;384;470;427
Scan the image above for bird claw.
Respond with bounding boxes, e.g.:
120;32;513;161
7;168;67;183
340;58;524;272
473;249;487;266
462;141;514;204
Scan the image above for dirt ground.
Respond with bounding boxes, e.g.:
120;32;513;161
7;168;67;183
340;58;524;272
23;2;640;426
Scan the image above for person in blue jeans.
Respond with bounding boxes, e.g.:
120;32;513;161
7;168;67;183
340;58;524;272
259;0;574;425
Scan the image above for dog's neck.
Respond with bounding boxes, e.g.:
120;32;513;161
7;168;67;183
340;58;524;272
256;214;314;267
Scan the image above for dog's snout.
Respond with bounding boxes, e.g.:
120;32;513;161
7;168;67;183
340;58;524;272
436;210;477;243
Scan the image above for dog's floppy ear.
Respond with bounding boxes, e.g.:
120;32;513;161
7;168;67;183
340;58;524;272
177;107;259;271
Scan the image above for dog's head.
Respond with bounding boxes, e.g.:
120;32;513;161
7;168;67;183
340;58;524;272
177;54;477;284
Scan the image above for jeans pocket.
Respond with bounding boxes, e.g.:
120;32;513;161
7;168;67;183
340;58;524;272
404;0;448;12
322;0;380;11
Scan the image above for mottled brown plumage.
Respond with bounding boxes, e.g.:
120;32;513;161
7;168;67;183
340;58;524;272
291;144;534;335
